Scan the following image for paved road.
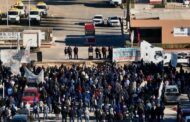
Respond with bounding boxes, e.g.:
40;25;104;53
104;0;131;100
164;105;177;122
0;0;127;47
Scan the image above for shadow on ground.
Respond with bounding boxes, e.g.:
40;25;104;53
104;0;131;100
84;1;118;8
46;0;84;5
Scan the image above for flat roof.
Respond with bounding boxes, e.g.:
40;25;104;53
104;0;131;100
131;8;190;20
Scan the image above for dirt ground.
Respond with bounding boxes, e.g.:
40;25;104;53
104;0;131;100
0;0;15;13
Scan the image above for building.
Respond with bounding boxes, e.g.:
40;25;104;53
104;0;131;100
130;7;190;48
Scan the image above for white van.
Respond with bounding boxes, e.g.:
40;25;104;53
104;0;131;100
110;0;122;6
164;85;180;104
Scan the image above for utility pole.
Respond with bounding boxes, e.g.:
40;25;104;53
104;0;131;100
29;0;31;27
6;0;9;26
126;0;130;32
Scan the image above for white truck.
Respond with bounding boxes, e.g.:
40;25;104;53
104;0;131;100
28;7;41;25
8;8;21;24
36;2;48;17
140;41;164;64
140;40;178;66
13;1;26;17
110;0;122;6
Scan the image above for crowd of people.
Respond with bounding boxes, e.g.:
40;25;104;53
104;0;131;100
0;60;189;122
64;46;113;60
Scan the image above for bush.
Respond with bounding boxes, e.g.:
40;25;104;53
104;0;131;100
154;4;165;8
125;40;131;47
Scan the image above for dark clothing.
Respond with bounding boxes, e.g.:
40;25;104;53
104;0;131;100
155;106;162;122
108;47;112;59
102;47;107;59
61;106;68;122
95;109;101;122
64;48;68;55
68;46;72;59
88;46;93;52
95;47;100;59
74;47;79;59
150;107;156;121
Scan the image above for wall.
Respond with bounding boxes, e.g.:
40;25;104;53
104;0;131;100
131;19;190;44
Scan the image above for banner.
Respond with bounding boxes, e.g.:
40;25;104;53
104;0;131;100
158;81;164;99
130;30;134;47
112;48;140;62
24;67;44;84
173;28;190;37
0;47;31;75
21;41;31;63
0;32;21;40
1;50;15;66
10;59;21;75
171;53;178;67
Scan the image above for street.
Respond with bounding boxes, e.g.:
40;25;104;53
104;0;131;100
0;0;126;46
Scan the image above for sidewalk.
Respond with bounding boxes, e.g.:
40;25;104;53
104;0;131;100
31;42;112;62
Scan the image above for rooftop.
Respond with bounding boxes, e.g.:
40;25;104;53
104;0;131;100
131;3;190;20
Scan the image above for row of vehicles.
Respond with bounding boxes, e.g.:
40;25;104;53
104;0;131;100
92;14;121;27
0;1;48;25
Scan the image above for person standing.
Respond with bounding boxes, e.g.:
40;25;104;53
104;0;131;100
25;102;30;116
68;46;72;59
108;46;113;60
88;45;93;59
33;104;39;119
95;108;101;122
69;106;75;122
85;108;90;122
61;105;68;122
54;104;61;120
43;103;49;120
77;106;83;122
102;46;107;59
74;46;79;59
64;47;68;59
95;47;100;59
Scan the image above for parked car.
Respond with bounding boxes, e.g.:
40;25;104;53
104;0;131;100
164;85;180;104
109;0;122;7
22;87;40;105
107;16;120;27
92;15;104;26
178;52;188;59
